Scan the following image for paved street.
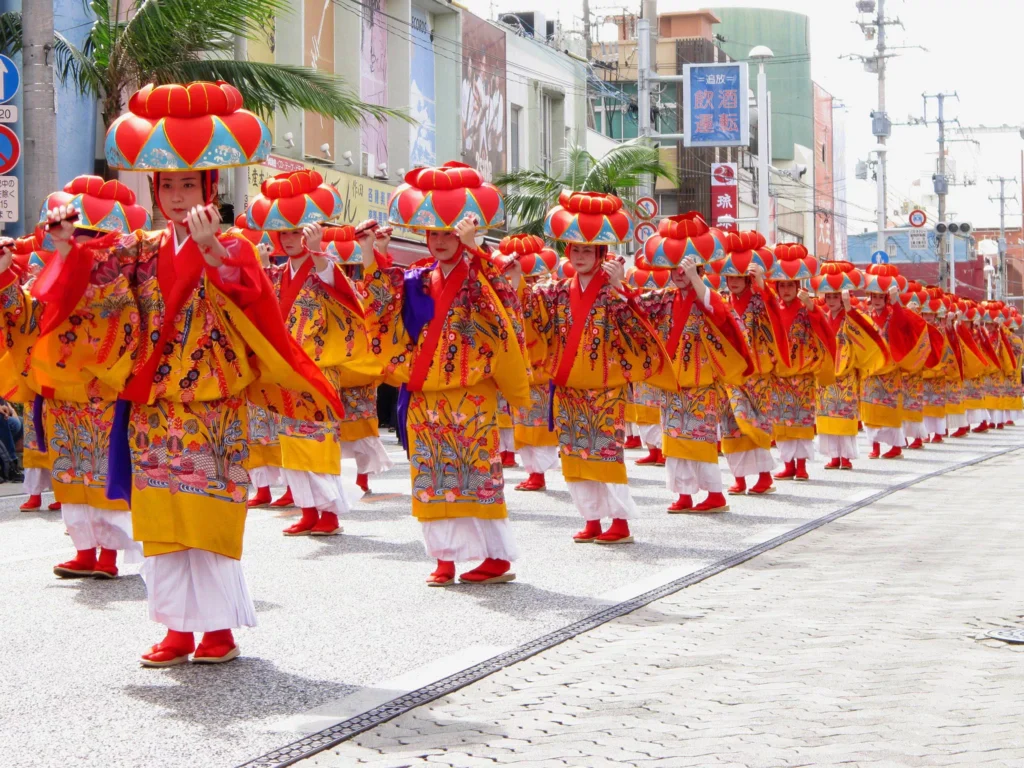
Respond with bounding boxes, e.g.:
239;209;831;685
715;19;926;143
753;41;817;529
2;429;1022;768
307;447;1024;768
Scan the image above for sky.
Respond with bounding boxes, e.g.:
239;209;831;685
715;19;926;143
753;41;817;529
464;0;1024;232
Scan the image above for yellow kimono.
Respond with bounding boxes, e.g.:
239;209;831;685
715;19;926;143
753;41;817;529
634;285;750;464
816;309;888;437
28;228;339;560
513;279;558;450
861;305;931;429
364;250;530;522
525;273;671;484
772;299;836;443
0;281;49;475
1008;333;1024;413
921;325;957;419
259;257;380;475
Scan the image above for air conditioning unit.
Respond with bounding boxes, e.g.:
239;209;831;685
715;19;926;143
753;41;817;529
361;151;374;177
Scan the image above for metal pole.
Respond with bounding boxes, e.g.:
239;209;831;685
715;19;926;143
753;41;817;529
937;94;950;293
21;0;57;232
998;179;1006;300
637;18;651;139
876;151;885;252
233;35;249;223
876;0;887;236
582;0;591;60
757;61;770;237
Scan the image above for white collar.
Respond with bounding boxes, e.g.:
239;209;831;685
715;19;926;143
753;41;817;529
171;225;191;255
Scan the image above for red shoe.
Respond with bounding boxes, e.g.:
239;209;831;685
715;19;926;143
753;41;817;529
930;434;944;444
48;501;62;511
54;549;98;578
691;492;729;513
501;451;518;468
193;629;239;664
594;518;633;544
573;519;603;543
635;448;664;466
459;558;515;584
951;426;969;438
426;560;456;586
770;439;777;448
996;422;1005;430
908;438;924;449
749;472;775;495
1006;420;1015;426
247;486;272;508
20;494;42;511
355;473;370;493
773;460;796;480
310;511;342;536
514;473;546;491
824;457;841;470
624;436;642;449
794;458;809;481
93;548;119;579
868;442;881;459
667;494;693;513
972;421;989;433
882;446;903;459
839;458;853;470
270;487;295;507
141;630;195;668
727;477;747;495
283;507;319;536
717;441;723;456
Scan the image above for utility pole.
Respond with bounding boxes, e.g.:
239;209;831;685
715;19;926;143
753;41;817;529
21;0;57;231
918;92;958;291
875;0;889;228
233;35;249;223
988;176;1018;301
582;0;592;60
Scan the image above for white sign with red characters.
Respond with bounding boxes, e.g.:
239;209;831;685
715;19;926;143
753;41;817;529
711;162;738;231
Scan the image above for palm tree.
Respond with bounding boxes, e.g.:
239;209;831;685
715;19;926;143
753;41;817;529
494;140;677;235
0;0;408;147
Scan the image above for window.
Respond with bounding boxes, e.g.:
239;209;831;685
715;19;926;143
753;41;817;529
511;106;521;172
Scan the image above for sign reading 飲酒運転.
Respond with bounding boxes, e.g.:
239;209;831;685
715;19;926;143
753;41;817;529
683;62;749;148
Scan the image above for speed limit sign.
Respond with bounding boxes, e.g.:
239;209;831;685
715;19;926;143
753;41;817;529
909;209;927;228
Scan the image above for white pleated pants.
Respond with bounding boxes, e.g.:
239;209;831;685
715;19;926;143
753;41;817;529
665;457;723;494
281;469;352;514
421;518;519;561
818;434;859;459
725;448;775;477
567;481;637;520
519;445;560;474
62;503;143;562
777;438;814;462
340;436;395;476
23;468;51;495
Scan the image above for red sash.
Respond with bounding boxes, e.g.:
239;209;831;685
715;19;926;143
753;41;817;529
553;271;608;387
666;289;696;360
122;232;206;403
277;256;315;320
407;258;468;392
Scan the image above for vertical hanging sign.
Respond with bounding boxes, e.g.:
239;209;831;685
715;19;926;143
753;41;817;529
711;162;738;231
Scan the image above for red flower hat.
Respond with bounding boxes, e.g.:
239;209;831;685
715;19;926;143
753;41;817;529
232;213;282;255
768;243;817;281
626;266;672;290
39;175;151;236
105;81;271;171
711;230;774;276
246;169;343;231
810;260;862;294
323;225;362;264
641;212;726;269
544;190;634;245
388;162;504;231
497;233;558;275
863;263;907;294
555;258;577;279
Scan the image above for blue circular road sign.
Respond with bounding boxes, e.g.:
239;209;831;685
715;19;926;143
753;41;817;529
870;250;889;265
0;54;21;105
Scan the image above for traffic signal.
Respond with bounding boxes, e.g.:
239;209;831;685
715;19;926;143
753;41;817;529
935;221;972;236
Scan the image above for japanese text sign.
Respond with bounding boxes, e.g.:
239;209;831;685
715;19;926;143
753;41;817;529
711;162;738;231
683;62;749;148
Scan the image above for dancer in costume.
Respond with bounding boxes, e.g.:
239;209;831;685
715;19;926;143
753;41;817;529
365;162;530;586
32;176;151;577
524;190;671;543
496;234;560;492
631;213;750;513
711;231;788;496
767;245;835;482
322;225;395;494
1005;309;1024;424
246;170;381;535
979;301;1017;429
860;264;931;459
962;302;998;432
898;283;932;450
811;262;888;469
36;82;341;666
0;230;59;511
919;288;957;443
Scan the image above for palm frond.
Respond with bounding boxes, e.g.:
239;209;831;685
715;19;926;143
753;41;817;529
53;32;104;97
493;168;563;228
560;145;595;190
160;60;412;126
585;140;676;193
0;11;22;55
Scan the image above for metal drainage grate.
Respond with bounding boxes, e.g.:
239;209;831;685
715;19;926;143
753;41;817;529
238;444;1022;768
986;627;1024;644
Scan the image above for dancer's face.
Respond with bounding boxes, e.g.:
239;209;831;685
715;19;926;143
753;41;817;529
279;230;305;258
726;275;749;295
869;294;887;312
568;244;600;276
157;172;205;224
775;280;799;303
426;230;462;263
823;293;842;313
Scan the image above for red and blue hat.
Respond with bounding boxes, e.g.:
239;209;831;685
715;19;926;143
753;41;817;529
768;243;817;281
246;169;343;231
323;225;363;264
388;162;504;231
641;212;726;269
711;231;774;277
544;190;633;245
497;234;558;275
810;261;863;294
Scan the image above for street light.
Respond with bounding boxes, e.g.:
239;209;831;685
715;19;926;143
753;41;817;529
749;45;774;241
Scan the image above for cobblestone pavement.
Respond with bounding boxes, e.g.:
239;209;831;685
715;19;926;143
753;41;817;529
306;449;1024;768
